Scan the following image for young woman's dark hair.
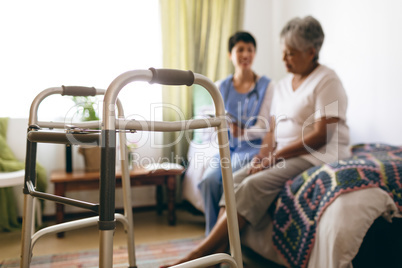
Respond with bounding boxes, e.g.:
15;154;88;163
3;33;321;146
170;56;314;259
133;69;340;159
228;31;257;53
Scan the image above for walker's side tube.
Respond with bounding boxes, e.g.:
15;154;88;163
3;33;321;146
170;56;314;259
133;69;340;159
100;70;154;268
21;129;38;268
118;118;137;267
194;73;243;268
99;129;116;268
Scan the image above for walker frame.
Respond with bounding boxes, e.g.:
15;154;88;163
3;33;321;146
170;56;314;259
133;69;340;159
20;68;243;268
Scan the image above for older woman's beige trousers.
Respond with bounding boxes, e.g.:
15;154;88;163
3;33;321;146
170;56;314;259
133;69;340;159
220;157;313;227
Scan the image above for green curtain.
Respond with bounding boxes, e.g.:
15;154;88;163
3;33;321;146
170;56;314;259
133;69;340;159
0;118;47;232
159;0;244;158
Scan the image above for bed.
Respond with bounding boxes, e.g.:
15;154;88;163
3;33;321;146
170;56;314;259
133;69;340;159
182;138;402;267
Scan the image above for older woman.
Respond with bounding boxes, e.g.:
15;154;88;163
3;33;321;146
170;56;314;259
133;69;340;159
166;15;350;266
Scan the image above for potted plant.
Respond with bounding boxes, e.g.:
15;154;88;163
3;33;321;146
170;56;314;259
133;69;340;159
72;96;101;172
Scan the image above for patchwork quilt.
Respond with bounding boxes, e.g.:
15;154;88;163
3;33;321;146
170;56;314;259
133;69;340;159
272;143;402;267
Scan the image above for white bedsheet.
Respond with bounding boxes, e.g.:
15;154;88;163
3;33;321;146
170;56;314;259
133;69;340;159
182;140;218;212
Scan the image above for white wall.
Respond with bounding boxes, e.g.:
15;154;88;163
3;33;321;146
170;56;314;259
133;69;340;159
0;1;165;216
244;0;402;145
0;0;163;121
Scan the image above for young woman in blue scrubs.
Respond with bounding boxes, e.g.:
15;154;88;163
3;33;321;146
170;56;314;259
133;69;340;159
198;31;274;235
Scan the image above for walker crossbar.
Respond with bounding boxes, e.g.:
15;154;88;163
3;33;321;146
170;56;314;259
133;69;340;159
27;131;100;145
36;121;102;130
30;214;129;249
26;181;99;213
173;253;237;268
118;117;222;132
35;117;222;133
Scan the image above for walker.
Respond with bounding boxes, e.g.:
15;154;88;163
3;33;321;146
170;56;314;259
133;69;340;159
20;69;243;268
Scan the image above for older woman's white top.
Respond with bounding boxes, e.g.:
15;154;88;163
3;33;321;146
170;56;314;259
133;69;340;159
271;64;350;166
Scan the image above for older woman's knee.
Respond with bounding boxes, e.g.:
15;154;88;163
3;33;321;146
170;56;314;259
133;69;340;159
241;173;268;192
198;171;222;191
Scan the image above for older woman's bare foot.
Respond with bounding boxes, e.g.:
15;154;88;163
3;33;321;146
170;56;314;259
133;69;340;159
160;248;206;267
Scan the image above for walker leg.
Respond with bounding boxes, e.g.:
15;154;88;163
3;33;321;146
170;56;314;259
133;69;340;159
121;178;137;268
119;129;137;268
125;221;137;268
99;129;117;268
99;229;115;268
21;137;38;268
20;195;34;268
217;125;244;268
31;197;42;232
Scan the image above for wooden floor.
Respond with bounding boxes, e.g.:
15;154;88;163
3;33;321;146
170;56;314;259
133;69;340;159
0;209;205;262
0;208;285;268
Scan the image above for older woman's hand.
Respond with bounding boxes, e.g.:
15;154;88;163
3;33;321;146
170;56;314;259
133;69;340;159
248;116;277;175
248;154;277;175
229;122;244;138
248;156;264;174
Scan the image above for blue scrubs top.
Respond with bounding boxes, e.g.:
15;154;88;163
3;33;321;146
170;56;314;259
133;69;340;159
219;75;271;162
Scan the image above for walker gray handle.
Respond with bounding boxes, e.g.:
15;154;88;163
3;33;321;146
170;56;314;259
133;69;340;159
61;86;96;96
148;68;194;86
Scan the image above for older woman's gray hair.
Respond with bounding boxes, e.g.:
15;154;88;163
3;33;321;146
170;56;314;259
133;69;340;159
280;16;324;61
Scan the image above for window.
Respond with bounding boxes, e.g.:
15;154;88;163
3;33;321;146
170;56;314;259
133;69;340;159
0;0;162;122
